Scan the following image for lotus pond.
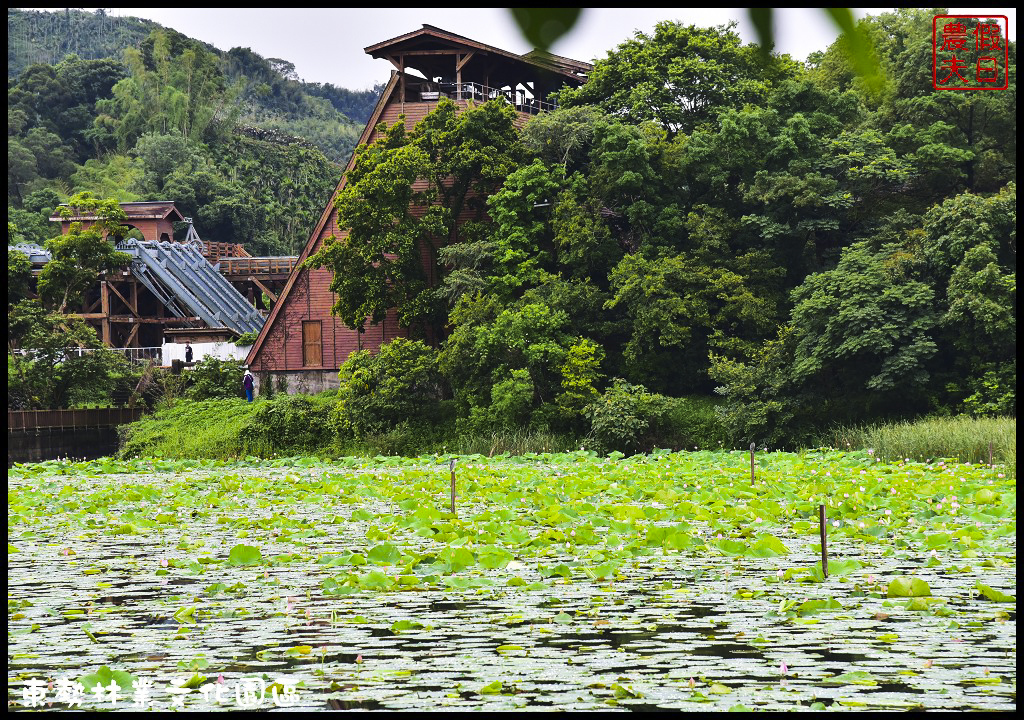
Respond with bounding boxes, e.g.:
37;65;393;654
7;449;1016;711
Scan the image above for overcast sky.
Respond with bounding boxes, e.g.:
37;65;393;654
24;8;1019;90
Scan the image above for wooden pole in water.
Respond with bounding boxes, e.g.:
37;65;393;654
819;504;828;578
988;441;993;467
449;458;457;515
750;442;756;485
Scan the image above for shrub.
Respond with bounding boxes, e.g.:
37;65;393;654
242;392;337;453
663;396;732;450
335;338;445;438
489;368;534;428
234;331;259;346
960;362;1016;417
587;379;673;455
185;357;245;400
118;398;256;458
709;326;809;449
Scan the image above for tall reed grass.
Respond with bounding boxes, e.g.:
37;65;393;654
815;415;1016;469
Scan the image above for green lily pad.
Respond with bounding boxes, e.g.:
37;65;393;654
824;671;878;686
887;576;931;597
975;582;1015;602
227;544;262;566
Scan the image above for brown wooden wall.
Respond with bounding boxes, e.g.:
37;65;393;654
249;97;530;374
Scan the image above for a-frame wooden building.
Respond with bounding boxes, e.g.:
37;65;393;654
245;25;590;394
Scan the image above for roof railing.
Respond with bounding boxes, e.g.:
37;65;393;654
414;80;558;115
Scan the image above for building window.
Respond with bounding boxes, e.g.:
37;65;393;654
302;320;322;367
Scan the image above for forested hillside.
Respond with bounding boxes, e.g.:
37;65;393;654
7;8;382;255
308;10;1015;449
7;8;160;77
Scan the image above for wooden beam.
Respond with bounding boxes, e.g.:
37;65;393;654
393;49;463;57
399;54;405;107
248;275;279;304
125;323;140;347
107;316;200;324
106;281;139;318
456;51;475;71
384;54;402;71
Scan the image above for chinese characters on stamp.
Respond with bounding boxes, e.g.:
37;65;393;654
933;15;1010;90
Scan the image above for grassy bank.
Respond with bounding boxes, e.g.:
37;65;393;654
116;396;580;459
117;398;262;459
118;396;1015;472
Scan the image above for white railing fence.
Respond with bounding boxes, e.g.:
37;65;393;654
12;346;163;365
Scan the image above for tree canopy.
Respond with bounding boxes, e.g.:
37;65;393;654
314;10;1015;449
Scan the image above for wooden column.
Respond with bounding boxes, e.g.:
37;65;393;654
130;279;139;347
399;54;405;109
100;280;111;346
456;52;474;100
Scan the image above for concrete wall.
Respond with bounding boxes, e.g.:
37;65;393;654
163;341;251;365
253;369;339;397
8;427;121;466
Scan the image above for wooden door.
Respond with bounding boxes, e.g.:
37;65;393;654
302;320;322;367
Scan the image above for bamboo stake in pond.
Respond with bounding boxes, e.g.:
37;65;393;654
750;442;756;485
988;441;994;467
818;504;828;578
449;458;457;515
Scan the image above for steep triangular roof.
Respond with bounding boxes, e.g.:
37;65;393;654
245;71;401;367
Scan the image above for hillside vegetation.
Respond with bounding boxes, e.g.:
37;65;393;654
7;8;382;255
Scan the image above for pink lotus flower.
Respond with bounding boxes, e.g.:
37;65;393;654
217;674;225;684
781;661;788;675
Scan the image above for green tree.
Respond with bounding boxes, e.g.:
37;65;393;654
709;326;806;447
788;242;939;420
439;294;583;431
37;192;132;313
307;99;521;337
606;249;773;393
7;139;40;204
8;299;129;409
95;29;230;151
559;21;798;135
8;244;34;305
815;9;1016;197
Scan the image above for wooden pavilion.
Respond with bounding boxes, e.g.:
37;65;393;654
245;25;591;394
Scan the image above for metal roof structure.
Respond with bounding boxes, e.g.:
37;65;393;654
118;239;264;335
9;243;51;264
